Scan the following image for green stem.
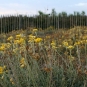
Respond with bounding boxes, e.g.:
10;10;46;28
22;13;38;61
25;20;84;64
77;45;81;66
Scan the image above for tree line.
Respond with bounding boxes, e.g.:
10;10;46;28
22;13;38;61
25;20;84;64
0;9;87;33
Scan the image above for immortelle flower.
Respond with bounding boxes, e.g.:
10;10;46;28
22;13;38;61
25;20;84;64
16;34;21;39
7;36;13;41
14;38;25;45
20;58;26;68
68;55;75;62
16;33;25;39
28;34;36;42
32;29;38;32
6;43;11;49
67;45;74;50
19;38;25;44
52;45;58;49
10;78;15;84
0;44;6;51
51;41;57;49
74;41;81;46
34;38;43;43
0;66;4;74
63;41;68;47
51;40;56;46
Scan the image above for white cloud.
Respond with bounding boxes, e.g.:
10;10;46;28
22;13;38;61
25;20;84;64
0;8;38;15
0;3;28;9
0;3;38;15
75;2;87;6
0;2;51;15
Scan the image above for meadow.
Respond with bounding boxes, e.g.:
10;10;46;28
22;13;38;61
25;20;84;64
0;26;87;87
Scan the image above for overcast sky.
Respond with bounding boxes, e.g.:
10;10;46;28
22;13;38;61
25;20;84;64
0;0;87;15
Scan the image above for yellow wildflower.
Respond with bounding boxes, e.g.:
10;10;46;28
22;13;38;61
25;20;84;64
68;55;75;61
0;66;4;74
16;34;25;39
10;78;15;84
14;40;19;44
16;34;21;38
74;41;80;46
51;41;57;49
13;48;18;54
0;45;6;51
67;45;74;49
20;64;25;68
20;58;26;68
63;41;68;47
51;42;56;46
14;38;25;45
29;34;36;40
32;29;38;32
46;36;50;39
6;43;11;48
34;38;42;43
19;38;25;44
7;36;13;41
52;46;57;49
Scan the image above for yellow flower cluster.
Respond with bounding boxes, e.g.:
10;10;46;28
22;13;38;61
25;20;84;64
0;66;4;74
13;48;18;54
51;41;56;46
0;45;6;51
67;45;74;50
51;41;57;49
10;78;15;84
0;66;6;74
63;41;68;47
68;55;75;61
34;38;43;43
7;36;13;41
0;43;11;51
32;29;38;32
14;38;25;45
28;34;36;42
16;34;21;38
20;58;26;68
74;41;80;46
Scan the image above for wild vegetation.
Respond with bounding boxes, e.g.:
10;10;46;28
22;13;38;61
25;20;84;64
0;26;87;87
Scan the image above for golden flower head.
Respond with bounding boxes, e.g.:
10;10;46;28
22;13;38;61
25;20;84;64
16;34;21;38
7;36;13;41
29;34;36;38
74;41;81;46
67;45;74;49
14;38;25;45
32;29;38;32
0;66;4;74
34;38;43;43
10;78;15;84
20;58;26;68
0;44;6;51
51;41;56;46
68;55;75;61
63;41;68;47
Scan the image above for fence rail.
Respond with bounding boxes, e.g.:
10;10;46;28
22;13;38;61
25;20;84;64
0;14;87;33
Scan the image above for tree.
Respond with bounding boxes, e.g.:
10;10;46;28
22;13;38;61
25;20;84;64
81;11;85;16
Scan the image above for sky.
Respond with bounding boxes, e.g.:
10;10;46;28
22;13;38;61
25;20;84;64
0;0;87;15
